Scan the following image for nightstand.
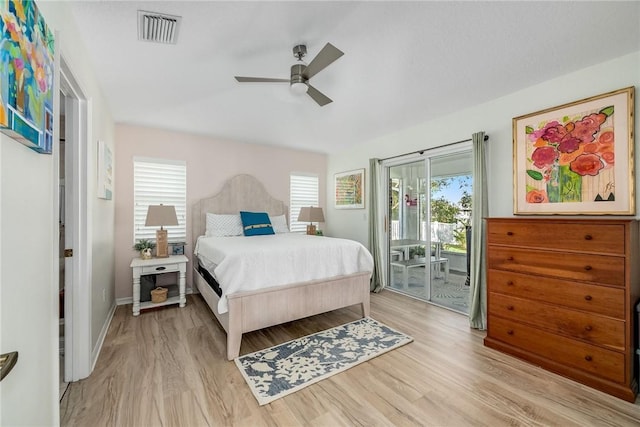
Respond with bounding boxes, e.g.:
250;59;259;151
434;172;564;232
130;255;188;316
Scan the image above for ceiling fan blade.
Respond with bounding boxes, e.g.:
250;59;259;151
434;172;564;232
235;77;289;83
303;43;344;79
306;84;332;106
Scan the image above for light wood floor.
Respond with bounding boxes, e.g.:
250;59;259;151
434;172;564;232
61;291;640;426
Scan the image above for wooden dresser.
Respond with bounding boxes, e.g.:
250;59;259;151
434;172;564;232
484;218;639;402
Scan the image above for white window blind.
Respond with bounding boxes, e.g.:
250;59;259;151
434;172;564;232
290;173;319;233
133;158;187;243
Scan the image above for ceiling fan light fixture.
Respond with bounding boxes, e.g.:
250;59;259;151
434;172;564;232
290;81;308;95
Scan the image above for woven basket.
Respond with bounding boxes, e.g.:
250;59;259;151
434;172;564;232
150;287;168;303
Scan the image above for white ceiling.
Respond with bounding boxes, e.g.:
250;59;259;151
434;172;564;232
68;1;640;154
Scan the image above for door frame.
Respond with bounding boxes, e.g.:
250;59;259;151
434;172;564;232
382;141;472;298
59;56;92;382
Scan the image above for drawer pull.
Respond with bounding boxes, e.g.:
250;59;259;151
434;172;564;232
584;234;593;240
507;281;514;286
507;256;514;261
584;295;592;301
584;325;593;332
507;305;514;311
155;266;166;271
584;265;592;271
507;330;514;335
506;231;514;236
585;355;593;362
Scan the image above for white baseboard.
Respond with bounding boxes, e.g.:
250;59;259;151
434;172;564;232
91;302;116;372
116;287;194;306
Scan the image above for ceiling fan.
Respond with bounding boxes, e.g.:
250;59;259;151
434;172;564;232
234;43;344;106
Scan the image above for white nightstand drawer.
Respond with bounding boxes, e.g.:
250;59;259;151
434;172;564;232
141;263;179;275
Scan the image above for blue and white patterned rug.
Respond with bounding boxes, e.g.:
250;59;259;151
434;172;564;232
235;317;413;405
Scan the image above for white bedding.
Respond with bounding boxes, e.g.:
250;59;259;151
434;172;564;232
194;233;374;313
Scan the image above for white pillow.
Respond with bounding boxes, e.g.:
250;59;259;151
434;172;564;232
270;214;290;233
205;213;243;237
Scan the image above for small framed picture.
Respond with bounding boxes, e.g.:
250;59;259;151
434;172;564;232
170;243;185;255
335;168;365;209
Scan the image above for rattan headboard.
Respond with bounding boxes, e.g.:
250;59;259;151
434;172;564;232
192;174;288;242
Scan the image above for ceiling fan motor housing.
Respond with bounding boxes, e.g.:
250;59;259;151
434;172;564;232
290;64;308;94
290;64;307;84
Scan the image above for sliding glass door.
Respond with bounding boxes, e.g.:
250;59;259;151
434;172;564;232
386;146;472;314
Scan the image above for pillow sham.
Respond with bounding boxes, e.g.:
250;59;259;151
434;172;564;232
270;214;290;233
205;213;243;237
240;211;275;236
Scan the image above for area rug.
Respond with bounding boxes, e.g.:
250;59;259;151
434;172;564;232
234;317;413;405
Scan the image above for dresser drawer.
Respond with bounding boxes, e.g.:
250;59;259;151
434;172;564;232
141;263;179;275
488;315;625;383
488;269;625;318
488;246;624;286
489;293;625;351
487;220;625;254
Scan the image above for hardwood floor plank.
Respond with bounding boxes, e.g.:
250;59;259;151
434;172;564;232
61;290;640;426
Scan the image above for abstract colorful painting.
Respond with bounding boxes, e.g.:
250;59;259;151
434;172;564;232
1;0;55;154
513;87;634;215
335;168;365;209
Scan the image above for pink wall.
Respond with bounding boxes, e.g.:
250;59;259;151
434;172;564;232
114;124;327;299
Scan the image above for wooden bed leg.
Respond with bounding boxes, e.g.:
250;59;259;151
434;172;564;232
226;299;242;360
227;333;241;361
361;301;370;318
361;288;371;318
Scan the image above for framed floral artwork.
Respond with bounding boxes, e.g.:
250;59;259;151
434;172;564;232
1;0;55;154
335;168;365;209
513;87;634;215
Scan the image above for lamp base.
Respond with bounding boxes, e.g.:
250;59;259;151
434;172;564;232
306;224;317;235
156;229;169;258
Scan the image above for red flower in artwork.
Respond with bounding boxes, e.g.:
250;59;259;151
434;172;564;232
557;137;581;154
600;151;615;166
526;189;548;203
570;153;604;176
571;113;607;144
531;146;558;168
526;107;614;184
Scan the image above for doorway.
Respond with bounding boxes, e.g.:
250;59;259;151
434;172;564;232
58;56;92;388
386;147;472;314
58;91;69;399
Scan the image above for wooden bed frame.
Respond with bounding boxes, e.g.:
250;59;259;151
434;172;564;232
192;174;371;360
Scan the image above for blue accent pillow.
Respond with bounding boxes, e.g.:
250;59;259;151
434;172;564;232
240;211;275;236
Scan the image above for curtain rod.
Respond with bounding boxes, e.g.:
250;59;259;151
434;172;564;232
380;134;489;162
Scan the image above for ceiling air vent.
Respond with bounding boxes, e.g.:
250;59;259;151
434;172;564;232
138;10;181;44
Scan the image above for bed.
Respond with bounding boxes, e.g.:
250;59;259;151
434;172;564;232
192;174;373;360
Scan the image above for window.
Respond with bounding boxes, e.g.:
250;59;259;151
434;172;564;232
289;173;319;233
133;158;187;243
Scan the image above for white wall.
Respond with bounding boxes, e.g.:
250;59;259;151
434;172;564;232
327;52;640;246
0;2;115;425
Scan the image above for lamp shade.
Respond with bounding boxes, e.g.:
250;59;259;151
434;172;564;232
297;206;324;223
145;205;178;227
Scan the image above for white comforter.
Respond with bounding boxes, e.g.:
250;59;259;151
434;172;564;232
194;233;374;314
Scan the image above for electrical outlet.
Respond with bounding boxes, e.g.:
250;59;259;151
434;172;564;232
102;288;106;302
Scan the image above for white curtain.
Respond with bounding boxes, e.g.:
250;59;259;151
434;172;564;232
469;131;488;329
368;158;387;292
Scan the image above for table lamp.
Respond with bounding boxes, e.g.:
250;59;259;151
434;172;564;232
145;204;178;257
297;206;324;235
